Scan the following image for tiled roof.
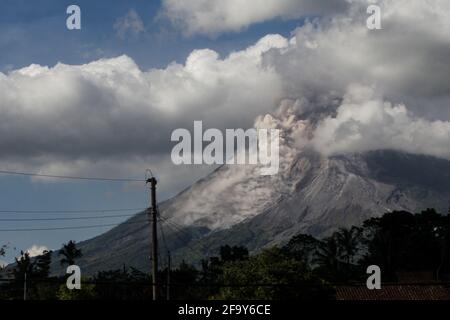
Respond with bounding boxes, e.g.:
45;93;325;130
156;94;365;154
336;284;450;300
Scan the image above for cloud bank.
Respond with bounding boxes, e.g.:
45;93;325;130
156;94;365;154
0;35;286;187
0;0;450;191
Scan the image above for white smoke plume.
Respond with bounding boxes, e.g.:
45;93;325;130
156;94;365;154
256;0;450;160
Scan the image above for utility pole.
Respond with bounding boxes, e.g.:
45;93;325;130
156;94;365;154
23;272;27;301
167;251;171;301
147;177;158;300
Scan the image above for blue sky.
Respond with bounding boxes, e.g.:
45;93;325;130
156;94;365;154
0;0;306;263
0;0;303;71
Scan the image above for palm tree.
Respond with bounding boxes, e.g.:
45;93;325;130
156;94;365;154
59;240;82;266
335;227;362;265
315;235;340;272
35;250;52;278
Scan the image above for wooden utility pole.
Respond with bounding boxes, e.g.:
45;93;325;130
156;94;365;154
147;177;158;300
167;251;171;300
23;272;27;301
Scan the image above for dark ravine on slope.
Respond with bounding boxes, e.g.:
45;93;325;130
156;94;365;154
50;150;450;275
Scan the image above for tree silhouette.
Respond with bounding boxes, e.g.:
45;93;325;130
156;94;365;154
35;250;52;278
59;241;82;266
335;227;362;265
219;245;249;262
13;251;34;284
282;234;320;265
362;211;417;280
314;234;343;281
316;235;340;271
0;244;6;257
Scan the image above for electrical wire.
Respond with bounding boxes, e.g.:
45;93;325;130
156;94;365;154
160;216;211;253
159;219;169;254
0;277;341;287
0;219;149;232
0;213;137;222
159;218;208;258
0;208;146;215
158;216;171;271
0;169;146;182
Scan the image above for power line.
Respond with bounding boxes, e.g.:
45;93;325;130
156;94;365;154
0;208;146;215
0;170;146;182
159;219;170;254
158;217;172;269
160;216;211;253
160;216;195;235
0;213;137;221
0;219;149;232
159;218;209;257
158;216;172;300
0;277;346;288
160;224;204;259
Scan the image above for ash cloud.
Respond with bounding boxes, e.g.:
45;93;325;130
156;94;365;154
260;0;450;160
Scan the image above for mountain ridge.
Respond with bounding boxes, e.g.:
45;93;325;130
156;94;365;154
49;149;450;275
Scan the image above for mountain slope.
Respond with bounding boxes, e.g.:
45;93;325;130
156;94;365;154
53;149;450;275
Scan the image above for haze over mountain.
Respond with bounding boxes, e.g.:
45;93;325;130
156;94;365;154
56;147;450;275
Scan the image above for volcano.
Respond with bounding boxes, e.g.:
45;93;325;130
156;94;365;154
53;149;450;275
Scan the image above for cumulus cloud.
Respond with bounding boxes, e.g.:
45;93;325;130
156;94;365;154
25;245;49;257
114;9;145;39
161;0;348;36
0;35;286;187
1;0;450;194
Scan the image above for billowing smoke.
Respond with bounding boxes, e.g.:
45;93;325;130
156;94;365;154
257;0;450;160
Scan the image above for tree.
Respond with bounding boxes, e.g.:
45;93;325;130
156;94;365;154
59;241;82;267
360;210;450;281
14;251;34;281
0;244;6;271
216;247;334;300
282;234;321;265
315;235;341;277
335;227;362;265
219;245;249;262
57;278;96;300
0;244;6;257
165;261;201;300
3;249;57;300
360;211;415;280
34;250;52;278
198;245;249;298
